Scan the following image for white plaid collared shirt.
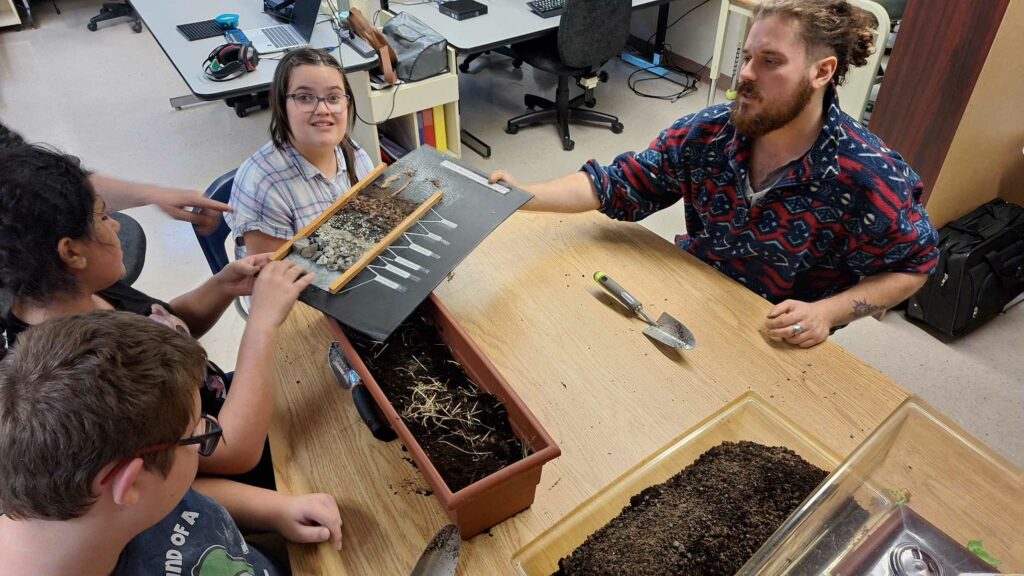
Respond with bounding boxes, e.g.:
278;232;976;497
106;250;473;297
227;140;375;259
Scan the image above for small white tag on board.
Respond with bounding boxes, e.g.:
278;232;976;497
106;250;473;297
440;160;509;195
390;254;427;273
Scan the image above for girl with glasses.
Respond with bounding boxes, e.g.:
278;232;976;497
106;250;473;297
227;47;375;259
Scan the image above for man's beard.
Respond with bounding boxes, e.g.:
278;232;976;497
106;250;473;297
730;75;814;138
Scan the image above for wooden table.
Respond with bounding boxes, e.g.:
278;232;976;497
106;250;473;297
268;211;908;575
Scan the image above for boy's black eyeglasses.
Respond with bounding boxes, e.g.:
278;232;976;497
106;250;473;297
166;413;222;457
100;414;223;485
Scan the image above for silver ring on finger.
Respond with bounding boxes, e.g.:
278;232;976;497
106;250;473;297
792;323;804;336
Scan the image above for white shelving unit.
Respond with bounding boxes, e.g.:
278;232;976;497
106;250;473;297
0;0;22;29
347;12;462;165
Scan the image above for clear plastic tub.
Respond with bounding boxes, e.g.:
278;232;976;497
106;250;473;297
740;397;1024;575
512;392;841;575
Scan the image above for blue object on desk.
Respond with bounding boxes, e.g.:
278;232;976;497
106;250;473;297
215;13;239;30
225;29;250;44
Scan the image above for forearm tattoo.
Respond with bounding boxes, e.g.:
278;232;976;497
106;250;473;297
851;299;887;319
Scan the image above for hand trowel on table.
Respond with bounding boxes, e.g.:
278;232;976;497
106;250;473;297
409;524;460;576
328;341;397;441
594;271;696;350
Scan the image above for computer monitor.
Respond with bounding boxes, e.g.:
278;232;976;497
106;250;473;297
291;0;321;41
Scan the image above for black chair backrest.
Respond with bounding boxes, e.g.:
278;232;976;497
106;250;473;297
558;0;632;70
110;212;146;286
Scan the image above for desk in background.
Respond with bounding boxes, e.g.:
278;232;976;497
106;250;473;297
385;0;667;53
269;211;915;574
380;0;677;157
132;0;377;116
133;1;465;164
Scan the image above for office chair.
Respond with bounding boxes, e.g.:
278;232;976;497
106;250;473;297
87;2;142;33
195;169;248;320
504;0;631;151
459;48;522;74
111;212;146;286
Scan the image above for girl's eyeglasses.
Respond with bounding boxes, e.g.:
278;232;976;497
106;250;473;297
286;92;350;112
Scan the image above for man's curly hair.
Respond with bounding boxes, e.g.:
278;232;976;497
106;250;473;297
754;0;878;86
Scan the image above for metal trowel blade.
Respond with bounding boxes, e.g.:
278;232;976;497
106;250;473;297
643;312;696;350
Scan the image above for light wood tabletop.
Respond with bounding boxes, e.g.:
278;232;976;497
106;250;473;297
268;210;909;575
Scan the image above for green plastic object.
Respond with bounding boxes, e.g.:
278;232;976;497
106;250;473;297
968;540;1003;567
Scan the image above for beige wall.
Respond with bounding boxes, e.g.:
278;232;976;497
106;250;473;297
924;0;1024;227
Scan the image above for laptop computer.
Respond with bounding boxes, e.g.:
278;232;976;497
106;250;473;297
243;0;320;55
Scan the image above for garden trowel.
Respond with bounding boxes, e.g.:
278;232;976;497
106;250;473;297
594;272;696;350
328;341;397;442
409;524;460;576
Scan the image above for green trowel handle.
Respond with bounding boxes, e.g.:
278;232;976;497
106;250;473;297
594;271;641;313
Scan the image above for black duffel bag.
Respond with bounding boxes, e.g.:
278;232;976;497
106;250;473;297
907;199;1024;336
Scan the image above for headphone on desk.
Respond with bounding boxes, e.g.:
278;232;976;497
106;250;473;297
203;43;259;82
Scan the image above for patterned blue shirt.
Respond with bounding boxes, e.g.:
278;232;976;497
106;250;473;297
584;85;939;303
227;140;375;259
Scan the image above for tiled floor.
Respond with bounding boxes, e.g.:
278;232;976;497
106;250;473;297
2;0;1020;467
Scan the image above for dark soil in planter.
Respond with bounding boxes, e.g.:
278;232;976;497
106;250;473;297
555;441;828;576
348;308;529;492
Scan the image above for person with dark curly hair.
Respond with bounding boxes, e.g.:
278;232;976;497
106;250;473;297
489;0;938;348
0;143;315;484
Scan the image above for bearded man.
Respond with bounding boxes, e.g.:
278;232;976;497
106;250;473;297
489;0;938;348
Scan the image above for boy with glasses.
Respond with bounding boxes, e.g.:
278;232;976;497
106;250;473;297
0;311;343;575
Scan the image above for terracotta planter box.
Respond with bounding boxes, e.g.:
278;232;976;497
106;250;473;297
328;293;561;538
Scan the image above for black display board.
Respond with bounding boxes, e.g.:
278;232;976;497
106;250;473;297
290;146;531;340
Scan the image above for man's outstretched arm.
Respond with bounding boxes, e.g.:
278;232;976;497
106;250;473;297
489;170;600;213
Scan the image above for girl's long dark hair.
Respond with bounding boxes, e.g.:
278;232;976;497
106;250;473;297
0;144;98;357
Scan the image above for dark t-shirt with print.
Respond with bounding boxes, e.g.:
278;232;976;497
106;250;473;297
113;488;283;576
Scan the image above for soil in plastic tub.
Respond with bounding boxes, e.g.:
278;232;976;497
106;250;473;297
555;441;828;576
